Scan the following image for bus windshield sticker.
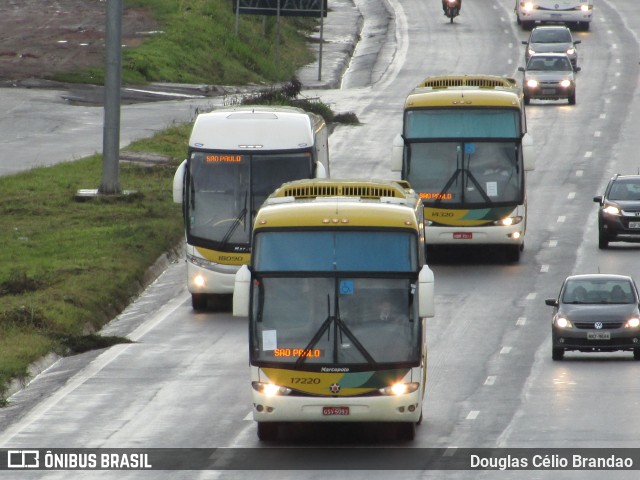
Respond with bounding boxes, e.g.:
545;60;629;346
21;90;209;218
262;330;277;351
464;143;476;154
486;181;498;197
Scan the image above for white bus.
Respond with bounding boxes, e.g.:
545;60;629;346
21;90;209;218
515;0;593;31
173;106;330;310
233;179;436;441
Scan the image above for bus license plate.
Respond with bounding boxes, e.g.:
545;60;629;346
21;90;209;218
453;232;472;240
629;222;640;229
587;331;610;340
323;406;349;416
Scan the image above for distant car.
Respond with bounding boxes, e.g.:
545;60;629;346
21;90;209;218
545;274;640;361
522;25;581;67
514;0;594;32
518;53;580;105
594;174;640;249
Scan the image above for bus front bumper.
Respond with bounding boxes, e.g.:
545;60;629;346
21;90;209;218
251;390;423;423
424;225;525;246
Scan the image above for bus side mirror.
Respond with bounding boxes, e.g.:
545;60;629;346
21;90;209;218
173;159;187;204
391;134;404;172
418;265;435;318
522;133;535;171
233;265;251;317
315;161;327;179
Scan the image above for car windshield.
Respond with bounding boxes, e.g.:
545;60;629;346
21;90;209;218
562;279;637;304
527;57;572;72
608;180;640;201
531;29;572;43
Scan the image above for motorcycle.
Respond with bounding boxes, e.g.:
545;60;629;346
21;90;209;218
444;0;460;23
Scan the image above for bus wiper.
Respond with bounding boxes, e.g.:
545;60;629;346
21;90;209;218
220;191;248;246
295;295;333;369
435;169;462;206
464;169;493;203
295;293;377;369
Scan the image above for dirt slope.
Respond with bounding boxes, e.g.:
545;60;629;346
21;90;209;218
0;0;158;82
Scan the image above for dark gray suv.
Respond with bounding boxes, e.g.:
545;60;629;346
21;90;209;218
594;174;640;249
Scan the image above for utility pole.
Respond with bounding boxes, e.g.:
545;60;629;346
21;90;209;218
99;0;123;195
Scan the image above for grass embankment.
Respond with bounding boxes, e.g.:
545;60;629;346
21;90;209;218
55;0;316;85
0;0;352;403
0;126;189;404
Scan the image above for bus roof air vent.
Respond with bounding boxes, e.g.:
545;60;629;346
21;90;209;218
273;179;408;200
417;75;517;90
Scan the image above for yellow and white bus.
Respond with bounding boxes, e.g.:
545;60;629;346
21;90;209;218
233;179;435;441
391;75;535;262
173;106;330;310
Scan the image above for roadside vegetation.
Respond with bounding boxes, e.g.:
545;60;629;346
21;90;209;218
0;0;359;404
55;0;316;86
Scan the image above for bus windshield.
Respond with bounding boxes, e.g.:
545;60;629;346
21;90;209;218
251;276;420;367
406;141;523;207
405;108;520;139
186;151;313;249
253;230;417;272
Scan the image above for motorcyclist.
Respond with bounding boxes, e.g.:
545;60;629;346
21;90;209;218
442;0;462;15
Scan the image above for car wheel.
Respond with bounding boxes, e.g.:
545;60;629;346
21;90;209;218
634;349;640;361
598;229;609;249
552;347;564;361
522;20;534;30
568;93;576;105
524;95;530;106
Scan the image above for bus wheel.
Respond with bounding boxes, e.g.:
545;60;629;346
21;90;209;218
209;293;232;312
191;294;208;311
506;245;521;263
257;422;279;441
396;422;416;441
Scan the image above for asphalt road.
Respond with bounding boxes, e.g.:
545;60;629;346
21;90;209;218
2;0;640;478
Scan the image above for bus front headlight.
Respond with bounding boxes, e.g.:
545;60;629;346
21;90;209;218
379;382;420;396
495;216;523;227
252;382;292;396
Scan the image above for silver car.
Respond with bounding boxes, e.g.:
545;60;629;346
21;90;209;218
522;25;581;67
518;53;580;105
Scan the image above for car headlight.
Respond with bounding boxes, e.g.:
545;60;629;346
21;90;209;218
580;4;591;11
554;316;573;329
379;382;420;396
625;318;640;329
560;79;572;88
252;382;292;396
603;205;621;216
566;47;576;56
495;216;523;227
526;79;539;88
522;2;534;12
